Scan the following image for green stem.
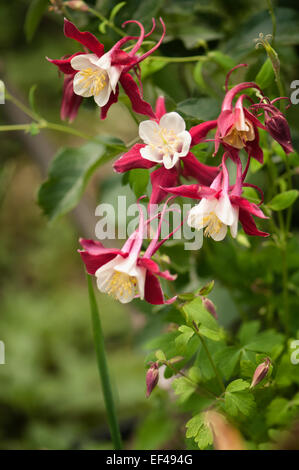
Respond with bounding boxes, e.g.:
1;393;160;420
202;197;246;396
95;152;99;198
87;275;123;450
150;55;208;63
0;121;91;140
194;329;226;393
267;0;277;45
88;7;126;37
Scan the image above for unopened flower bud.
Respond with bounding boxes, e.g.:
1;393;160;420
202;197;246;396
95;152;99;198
202;297;218;319
250;357;271;388
146;362;159;398
265;113;294;154
64;1;89;11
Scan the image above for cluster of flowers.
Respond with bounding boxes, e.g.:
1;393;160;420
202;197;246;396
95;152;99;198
49;19;293;305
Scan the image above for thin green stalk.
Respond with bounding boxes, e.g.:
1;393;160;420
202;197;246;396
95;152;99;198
194;329;226;393
88;7;126;37
87;274;123;450
150;55;208;63
0;122;91;140
267;0;277;45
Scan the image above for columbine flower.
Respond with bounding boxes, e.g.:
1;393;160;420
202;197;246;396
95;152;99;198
79;200;177;304
114;96;219;204
163;154;269;241
48;18;165;120
214;78;266;163
211;64;294;161
139;111;191;169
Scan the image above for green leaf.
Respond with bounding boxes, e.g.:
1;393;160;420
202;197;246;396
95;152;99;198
175;326;195;354
199;280;215;296
139;59;167;79
215;346;242;380
109;1;126;21
183;297;219;332
28;84;39;117
245;330;284;354
225;380;255;417
24;0;48;42
255;58;275;89
38;137;125;221
177;98;219;122
207;51;236;70
128;169;149;198
193;61;216;97
186;413;213;450
268;190;299;211
238;320;261;345
172;377;196;403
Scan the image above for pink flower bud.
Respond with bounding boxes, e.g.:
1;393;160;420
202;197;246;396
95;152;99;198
202;297;218;319
265;113;294;154
146;362;159;398
250;357;271;388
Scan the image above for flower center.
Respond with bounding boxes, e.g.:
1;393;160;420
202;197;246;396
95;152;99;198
223;120;255;149
152;127;182;157
202;212;224;238
78;67;108;95
105;270;138;302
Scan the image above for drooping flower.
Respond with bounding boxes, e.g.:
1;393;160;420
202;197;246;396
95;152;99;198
211;65;293;161
163;154;269;241
114;96;219;204
250;98;294;154
48;18;165;121
214;78;266;163
79;200;177;305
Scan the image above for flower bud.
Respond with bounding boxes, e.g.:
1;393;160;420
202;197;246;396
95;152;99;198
146;362;159;398
202;297;218;319
265;113;294;154
250;357;271;388
64;1;89;11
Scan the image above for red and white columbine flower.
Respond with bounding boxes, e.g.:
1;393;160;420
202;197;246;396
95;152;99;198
139;111;191;169
207;65;293;162
114;96;219;204
163;155;269;241
48;18;165;121
79;200;177;305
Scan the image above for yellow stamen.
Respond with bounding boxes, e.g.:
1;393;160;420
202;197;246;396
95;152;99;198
78;67;108;95
151;127;182;156
203;212;224;237
223;120;255;149
105;271;138;301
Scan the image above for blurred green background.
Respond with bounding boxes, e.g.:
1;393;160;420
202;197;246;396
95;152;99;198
0;0;299;449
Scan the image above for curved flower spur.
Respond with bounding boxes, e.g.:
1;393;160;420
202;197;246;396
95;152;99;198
163;154;269;242
79;198;181;305
47;17;165;121
114;96;220;205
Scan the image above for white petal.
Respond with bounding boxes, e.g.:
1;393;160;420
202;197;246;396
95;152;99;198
73;71;94;97
94;83;112;107
70;53;99;71
230;206;239;238
139;120;160;145
159;112;186;133
212;224;227;241
235;105;248;132
140;145;163;163
107;65;122;93
163;154;175;169
177;130;191;156
215;193;234;226
95;52;111;69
